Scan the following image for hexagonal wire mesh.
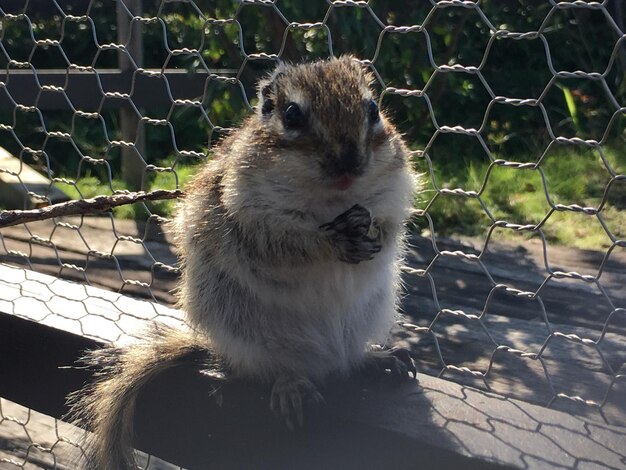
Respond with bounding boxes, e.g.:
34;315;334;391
0;0;624;468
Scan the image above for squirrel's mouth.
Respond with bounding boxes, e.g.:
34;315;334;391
333;174;356;191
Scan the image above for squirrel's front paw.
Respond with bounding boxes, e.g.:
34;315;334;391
320;204;382;264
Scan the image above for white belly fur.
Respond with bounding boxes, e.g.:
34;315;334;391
183;159;415;382
185;244;401;381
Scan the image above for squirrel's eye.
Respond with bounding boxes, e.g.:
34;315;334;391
368;99;380;124
284;102;305;130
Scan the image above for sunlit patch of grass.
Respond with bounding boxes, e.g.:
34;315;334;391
54;146;624;250
145;164;200;217
54;163;201;219
413;145;625;250
56;176;119;200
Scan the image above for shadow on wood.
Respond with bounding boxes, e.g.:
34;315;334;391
134;361;508;470
3;307;626;469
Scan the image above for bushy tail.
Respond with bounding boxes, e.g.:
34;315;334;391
67;324;219;470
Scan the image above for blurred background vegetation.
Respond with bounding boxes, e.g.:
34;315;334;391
0;0;624;248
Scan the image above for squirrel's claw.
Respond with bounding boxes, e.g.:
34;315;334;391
389;347;418;379
362;347;418;381
321;204;383;264
320;204;371;236
270;375;323;430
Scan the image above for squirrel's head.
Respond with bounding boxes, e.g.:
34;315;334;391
254;56;398;191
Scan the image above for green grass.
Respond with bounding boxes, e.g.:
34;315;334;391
414;145;625;250
55;163;200;219
145;165;199;217
54;146;625;250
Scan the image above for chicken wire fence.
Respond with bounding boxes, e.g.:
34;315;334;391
0;0;625;468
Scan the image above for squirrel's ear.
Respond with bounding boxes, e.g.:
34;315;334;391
258;62;287;116
258;79;274;116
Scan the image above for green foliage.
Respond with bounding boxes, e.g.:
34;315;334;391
56;162;201;219
559;85;580;131
3;2;624;248
416;145;625;249
144;163;199;217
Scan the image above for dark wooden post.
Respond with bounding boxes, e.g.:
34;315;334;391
116;0;146;191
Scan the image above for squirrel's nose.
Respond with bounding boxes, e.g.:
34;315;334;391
337;141;362;174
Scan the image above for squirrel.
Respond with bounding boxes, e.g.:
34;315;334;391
67;56;418;469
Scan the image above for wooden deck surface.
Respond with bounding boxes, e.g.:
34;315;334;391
1;216;624;426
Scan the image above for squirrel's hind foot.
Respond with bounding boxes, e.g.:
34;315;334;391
270;374;324;430
361;347;417;381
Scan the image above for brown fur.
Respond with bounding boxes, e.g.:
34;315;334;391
67;326;220;469
67;56;417;468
